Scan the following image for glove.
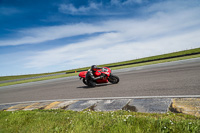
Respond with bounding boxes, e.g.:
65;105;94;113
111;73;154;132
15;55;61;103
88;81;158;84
100;75;104;79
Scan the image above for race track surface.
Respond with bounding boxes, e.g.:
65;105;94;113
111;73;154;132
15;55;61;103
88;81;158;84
0;58;200;104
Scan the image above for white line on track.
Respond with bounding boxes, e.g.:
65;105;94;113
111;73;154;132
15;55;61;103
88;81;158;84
1;95;199;105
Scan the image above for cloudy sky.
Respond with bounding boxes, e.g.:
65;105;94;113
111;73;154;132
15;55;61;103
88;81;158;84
0;0;200;76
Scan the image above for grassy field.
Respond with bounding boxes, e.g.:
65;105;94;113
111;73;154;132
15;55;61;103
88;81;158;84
0;110;199;133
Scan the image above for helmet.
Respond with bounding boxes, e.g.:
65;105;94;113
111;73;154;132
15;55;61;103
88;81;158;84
91;65;98;72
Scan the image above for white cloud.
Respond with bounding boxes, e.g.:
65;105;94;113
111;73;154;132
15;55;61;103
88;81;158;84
111;0;145;6
123;0;144;5
1;5;199;47
0;23;109;46
1;0;200;73
1;0;199;47
25;27;200;69
111;0;121;6
24;8;200;69
59;2;101;14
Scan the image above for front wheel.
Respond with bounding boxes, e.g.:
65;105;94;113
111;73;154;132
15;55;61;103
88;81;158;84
108;74;119;84
82;79;88;85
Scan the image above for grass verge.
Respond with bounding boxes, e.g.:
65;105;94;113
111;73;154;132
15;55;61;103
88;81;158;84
0;54;200;87
0;110;199;133
111;54;200;70
0;73;78;87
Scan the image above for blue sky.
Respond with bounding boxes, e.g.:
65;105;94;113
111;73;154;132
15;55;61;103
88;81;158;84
0;0;200;76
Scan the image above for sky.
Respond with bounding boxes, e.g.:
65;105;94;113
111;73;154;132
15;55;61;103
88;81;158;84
0;0;200;76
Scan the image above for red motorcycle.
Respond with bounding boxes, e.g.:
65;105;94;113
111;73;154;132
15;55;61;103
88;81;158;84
79;67;119;87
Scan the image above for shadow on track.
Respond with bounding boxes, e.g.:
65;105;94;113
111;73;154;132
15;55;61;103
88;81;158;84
77;83;113;89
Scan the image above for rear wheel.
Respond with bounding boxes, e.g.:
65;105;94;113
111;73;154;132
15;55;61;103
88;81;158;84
108;74;119;84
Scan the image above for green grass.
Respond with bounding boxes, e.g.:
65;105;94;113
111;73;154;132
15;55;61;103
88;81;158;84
0;110;199;133
0;71;69;81
111;54;200;70
0;73;78;87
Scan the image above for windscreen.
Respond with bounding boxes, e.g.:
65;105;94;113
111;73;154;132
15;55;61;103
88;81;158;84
102;67;108;72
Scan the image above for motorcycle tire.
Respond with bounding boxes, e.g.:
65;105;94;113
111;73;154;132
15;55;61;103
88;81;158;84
108;74;119;84
82;79;88;85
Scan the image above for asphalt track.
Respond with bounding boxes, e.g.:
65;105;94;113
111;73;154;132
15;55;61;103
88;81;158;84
0;58;200;104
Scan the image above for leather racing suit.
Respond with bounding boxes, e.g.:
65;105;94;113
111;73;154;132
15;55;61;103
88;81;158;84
86;67;103;81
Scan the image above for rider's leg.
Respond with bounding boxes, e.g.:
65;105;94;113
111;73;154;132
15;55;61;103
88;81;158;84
87;79;96;87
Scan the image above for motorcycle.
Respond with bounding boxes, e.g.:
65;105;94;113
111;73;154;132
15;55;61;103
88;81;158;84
79;67;119;87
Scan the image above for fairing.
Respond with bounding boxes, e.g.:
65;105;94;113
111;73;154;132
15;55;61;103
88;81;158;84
79;71;87;78
79;67;112;84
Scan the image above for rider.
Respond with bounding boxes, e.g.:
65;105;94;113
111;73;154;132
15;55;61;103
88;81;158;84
86;65;104;80
86;65;105;86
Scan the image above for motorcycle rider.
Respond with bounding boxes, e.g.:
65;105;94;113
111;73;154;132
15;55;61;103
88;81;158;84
86;65;105;87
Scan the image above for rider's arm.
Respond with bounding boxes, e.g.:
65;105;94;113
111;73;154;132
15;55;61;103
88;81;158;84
88;71;103;80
